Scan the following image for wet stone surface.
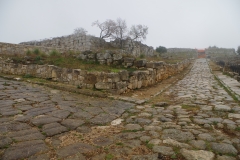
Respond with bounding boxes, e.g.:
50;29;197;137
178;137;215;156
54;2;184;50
0;58;240;159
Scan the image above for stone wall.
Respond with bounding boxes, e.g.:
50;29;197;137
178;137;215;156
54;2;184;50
19;34;155;57
20;35;103;52
167;48;197;53
0;42;66;55
206;48;236;56
0;59;191;94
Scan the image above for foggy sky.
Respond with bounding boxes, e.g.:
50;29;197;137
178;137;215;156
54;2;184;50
0;0;240;50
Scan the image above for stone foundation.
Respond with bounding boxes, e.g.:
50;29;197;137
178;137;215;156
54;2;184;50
0;59;191;94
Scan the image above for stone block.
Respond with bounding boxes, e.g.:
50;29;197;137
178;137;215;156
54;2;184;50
134;59;147;68
119;70;129;81
112;53;122;60
95;82;112;90
116;81;127;89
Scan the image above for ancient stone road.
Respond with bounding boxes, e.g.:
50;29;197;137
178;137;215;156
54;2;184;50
0;58;240;160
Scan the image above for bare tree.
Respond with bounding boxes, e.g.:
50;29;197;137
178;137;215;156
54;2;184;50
129;24;148;42
111;18;128;48
92;20;116;39
73;27;88;36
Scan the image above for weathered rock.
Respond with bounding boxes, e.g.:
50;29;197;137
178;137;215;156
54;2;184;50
161;129;195;142
2;140;48;160
56;142;96;158
210;142;238;155
198;133;216;142
125;124;142;131
189;140;206;149
152;146;174;156
214;105;231;111
163;138;191;149
61;119;85;129
180;149;215;160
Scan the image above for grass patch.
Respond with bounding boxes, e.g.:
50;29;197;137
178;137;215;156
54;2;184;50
181;105;200;112
116;142;124;146
146;143;154;149
23;74;34;78
235;127;240;131
105;154;114;160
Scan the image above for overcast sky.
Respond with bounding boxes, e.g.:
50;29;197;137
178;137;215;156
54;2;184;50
0;0;240;50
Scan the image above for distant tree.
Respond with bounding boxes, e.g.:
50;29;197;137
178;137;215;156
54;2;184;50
237;46;240;54
129;24;148;42
111;18;128;48
73;27;88;36
92;19;117;39
156;46;167;54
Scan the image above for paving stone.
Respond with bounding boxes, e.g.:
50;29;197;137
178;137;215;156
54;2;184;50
76;126;92;133
84;107;103;116
31;115;61;126
189;140;206;149
148;139;162;145
216;155;236;160
90;113;116;125
0;136;12;149
56;142;96;158
2;140;48;160
214;105;231;111
180;149;215;160
210;142;238;155
61;119;85;130
26;107;57;116
198;133;216;141
163;138;191;149
125;124;142;130
8;128;45;141
140;136;151;142
193;118;212;124
228;113;240;119
161;129;195;142
123;139;141;148
72;110;94;119
131;154;158;160
47;110;70;119
28;153;50;160
42;122;68;136
0;122;31;133
152;146;174;156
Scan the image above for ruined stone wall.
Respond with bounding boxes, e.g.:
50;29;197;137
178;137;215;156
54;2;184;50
167;48;197;53
206;48;236;55
0;42;66;55
0;59;191;94
19;34;155;57
20;35;103;51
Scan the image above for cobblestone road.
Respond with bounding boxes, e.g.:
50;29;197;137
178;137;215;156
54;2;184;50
0;58;240;160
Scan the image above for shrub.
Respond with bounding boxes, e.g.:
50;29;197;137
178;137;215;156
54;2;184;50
33;48;40;55
156;46;167;54
26;50;31;55
49;50;60;57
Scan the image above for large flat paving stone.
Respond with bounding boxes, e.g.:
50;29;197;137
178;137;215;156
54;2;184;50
8;128;45;141
61;119;85;129
47;109;70;119
31;115;61;126
161;129;195;142
56;142;96;158
89;113;116;125
42;122;68;136
0;122;31;133
2;140;48;160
